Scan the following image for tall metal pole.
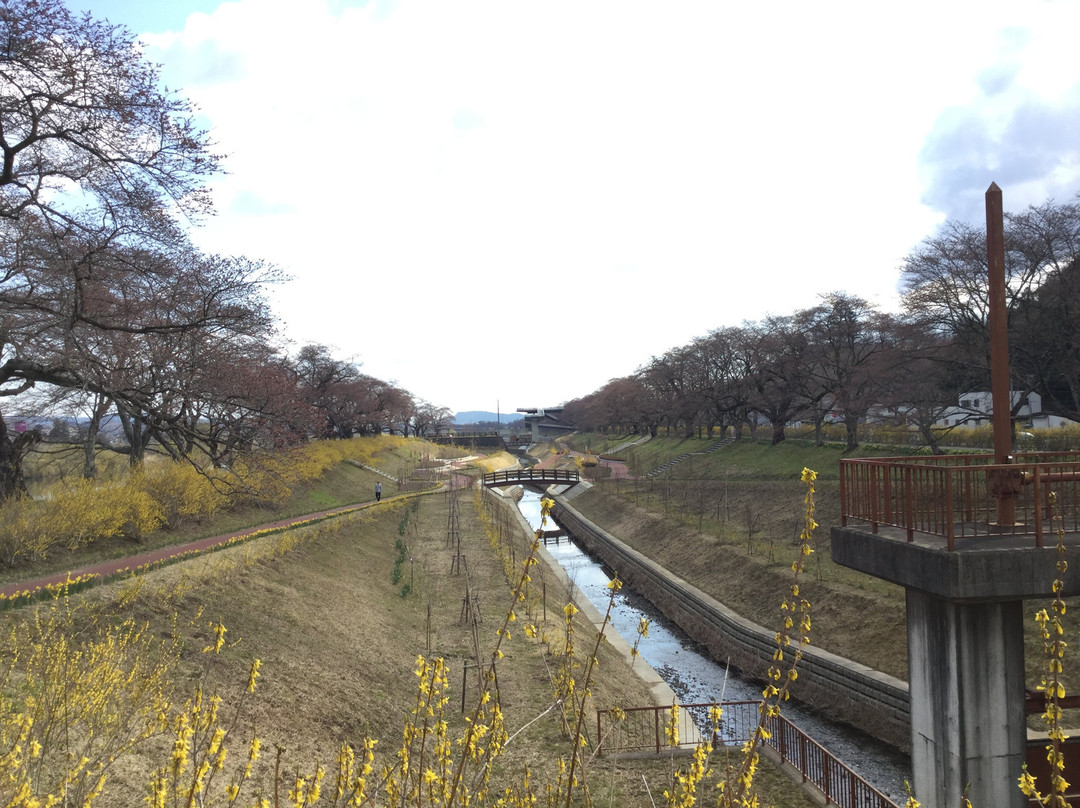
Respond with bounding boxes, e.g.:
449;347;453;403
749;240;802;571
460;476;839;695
986;182;1015;524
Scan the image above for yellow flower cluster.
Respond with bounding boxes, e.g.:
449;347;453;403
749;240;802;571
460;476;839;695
707;467;819;807
0;573;100;610
0;597;184;807
0;438;369;571
1019;490;1072;805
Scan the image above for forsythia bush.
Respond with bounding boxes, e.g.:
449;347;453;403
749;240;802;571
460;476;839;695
0;479;163;565
0;597;182;807
226;441;361;508
137;462;229;527
0;439;383;567
348;434;407;469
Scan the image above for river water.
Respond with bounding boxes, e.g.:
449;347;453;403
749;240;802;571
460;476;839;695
515;489;912;803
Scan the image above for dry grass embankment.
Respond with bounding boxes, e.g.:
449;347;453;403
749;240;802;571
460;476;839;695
0;469;816;807
569;480;910;680
559;434;1080;727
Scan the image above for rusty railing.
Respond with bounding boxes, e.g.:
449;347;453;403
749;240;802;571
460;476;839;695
839;452;1080;550
596;700;899;808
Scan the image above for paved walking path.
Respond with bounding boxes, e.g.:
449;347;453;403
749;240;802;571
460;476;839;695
0;500;384;600
535;449;633;480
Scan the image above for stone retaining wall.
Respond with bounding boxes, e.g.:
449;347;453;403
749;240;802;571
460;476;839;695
552;499;911;750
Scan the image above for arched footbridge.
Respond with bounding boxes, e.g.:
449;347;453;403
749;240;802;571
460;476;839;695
482;468;581;489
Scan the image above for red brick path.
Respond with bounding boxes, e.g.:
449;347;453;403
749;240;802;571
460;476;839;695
0;501;377;600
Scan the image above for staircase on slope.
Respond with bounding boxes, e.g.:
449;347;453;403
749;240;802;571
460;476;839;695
645;435;736;478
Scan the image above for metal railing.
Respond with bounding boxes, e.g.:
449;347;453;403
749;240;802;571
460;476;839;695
482;468;581;487
839;452;1080;549
596;700;899;808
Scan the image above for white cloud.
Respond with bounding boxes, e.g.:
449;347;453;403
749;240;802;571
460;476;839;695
130;0;1080;411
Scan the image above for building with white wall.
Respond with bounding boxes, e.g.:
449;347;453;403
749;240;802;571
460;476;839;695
935;391;1076;429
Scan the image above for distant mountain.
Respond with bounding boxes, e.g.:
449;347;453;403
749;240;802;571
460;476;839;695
453;411;525;426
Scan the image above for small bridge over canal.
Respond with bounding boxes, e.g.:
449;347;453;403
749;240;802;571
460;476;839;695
482;468;581;489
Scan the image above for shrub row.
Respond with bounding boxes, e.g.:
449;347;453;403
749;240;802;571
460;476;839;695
0;439;369;567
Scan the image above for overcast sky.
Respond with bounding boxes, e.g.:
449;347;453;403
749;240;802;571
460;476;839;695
66;0;1080;415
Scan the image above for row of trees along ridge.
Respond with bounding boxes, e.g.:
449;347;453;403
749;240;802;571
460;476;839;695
563;199;1080;452
0;0;451;502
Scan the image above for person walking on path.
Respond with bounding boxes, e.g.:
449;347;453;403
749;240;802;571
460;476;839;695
375;482;382;502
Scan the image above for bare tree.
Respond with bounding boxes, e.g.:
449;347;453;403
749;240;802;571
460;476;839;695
639;347;707;438
743;316;817;445
798;293;897;451
0;0;219;228
692;327;753;439
0;0;230;497
902;197;1080;432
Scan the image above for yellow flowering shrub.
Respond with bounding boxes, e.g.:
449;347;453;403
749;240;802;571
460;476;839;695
137;461;228;527
0;596;181;806
348;434;407;469
0;479;164;564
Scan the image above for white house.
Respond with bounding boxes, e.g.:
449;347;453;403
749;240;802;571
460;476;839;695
935;391;1076;429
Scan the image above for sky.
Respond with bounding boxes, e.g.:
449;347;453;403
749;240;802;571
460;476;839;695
65;0;1080;415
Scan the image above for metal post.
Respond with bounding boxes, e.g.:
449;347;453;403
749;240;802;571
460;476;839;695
987;182;1016;525
904;466;914;542
1033;465;1044;547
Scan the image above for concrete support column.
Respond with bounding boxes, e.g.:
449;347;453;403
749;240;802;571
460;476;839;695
907;590;1027;808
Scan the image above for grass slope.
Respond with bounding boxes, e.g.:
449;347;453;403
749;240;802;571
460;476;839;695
561;434;1080;728
4;467;816;807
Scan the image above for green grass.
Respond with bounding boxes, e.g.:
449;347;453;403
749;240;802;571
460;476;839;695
562;432;644;456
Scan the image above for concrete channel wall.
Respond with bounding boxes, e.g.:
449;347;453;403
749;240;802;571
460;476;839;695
482;486;705;749
552;498;912;750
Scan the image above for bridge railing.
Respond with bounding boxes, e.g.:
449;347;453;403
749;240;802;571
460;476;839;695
482;469;580;487
596;700;899;808
840;452;1080;549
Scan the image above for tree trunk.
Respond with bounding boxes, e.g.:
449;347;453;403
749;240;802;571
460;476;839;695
770;422;786;445
844;417;859;452
83;421;99;479
82;393;112;479
0;418;40;501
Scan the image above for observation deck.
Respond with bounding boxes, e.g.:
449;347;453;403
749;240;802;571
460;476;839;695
833;452;1080;601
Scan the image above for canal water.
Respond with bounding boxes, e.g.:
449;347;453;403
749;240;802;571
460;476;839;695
515;490;912;803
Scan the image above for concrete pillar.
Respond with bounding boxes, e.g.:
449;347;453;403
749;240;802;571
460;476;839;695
907;590;1027;808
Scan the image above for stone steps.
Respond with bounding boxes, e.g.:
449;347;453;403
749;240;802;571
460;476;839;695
645;435;735;477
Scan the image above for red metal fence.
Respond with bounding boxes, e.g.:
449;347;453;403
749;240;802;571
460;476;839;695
596;701;899;808
839;452;1080;550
